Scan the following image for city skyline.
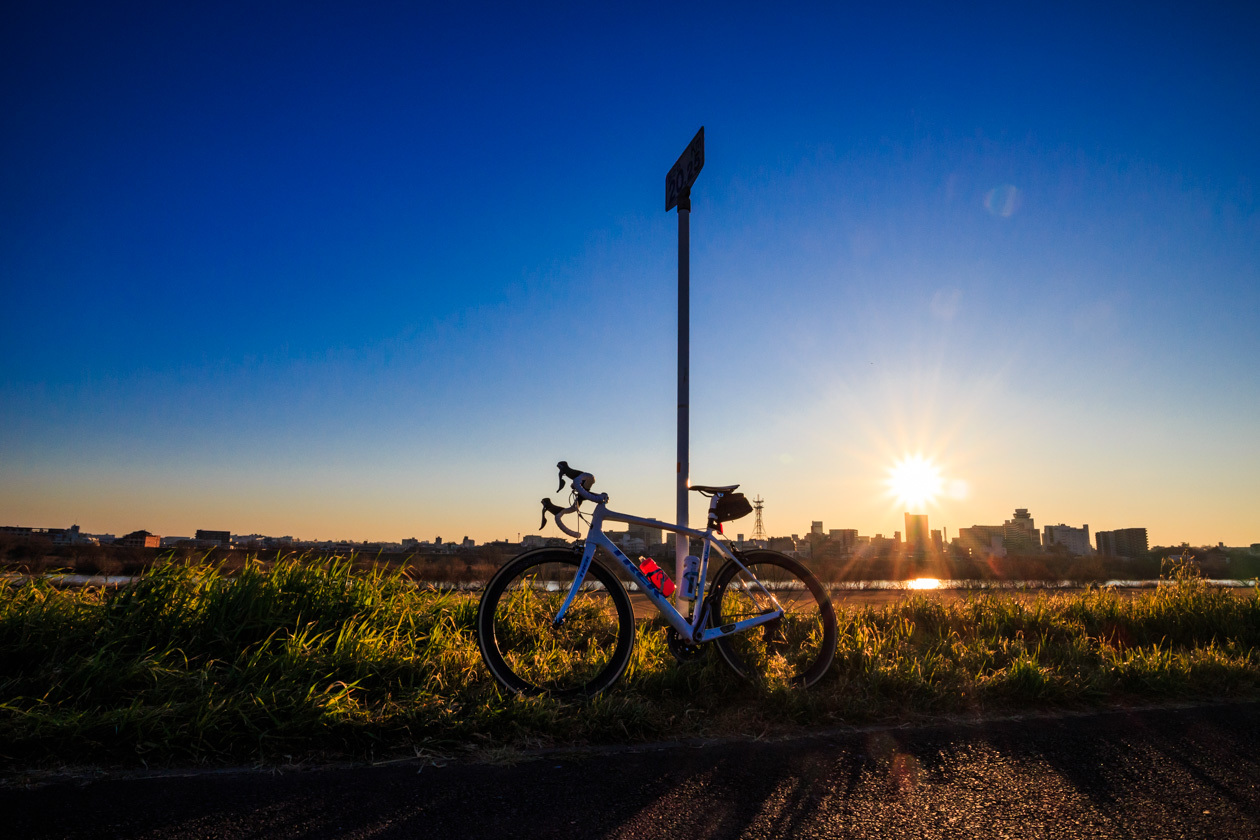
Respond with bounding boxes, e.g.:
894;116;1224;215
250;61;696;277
0;500;1225;555
3;5;1257;547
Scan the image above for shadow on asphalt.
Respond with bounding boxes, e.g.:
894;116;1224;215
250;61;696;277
4;702;1259;839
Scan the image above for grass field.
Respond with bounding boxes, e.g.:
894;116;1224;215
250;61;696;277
1;555;1257;769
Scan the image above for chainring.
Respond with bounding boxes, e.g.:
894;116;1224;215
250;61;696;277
665;627;705;663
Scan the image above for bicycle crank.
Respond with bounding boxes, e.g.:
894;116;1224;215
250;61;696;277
665;627;705;663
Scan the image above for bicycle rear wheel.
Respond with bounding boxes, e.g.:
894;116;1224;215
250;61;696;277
477;547;635;698
709;549;837;687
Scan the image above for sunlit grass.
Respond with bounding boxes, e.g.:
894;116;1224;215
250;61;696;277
0;555;1256;768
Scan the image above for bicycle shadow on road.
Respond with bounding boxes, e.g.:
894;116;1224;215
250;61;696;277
6;703;1260;839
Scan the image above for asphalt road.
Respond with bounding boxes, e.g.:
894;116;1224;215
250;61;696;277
5;702;1259;839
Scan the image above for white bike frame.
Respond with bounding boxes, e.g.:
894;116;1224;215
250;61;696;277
552;498;784;646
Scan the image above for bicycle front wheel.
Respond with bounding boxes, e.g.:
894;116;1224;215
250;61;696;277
477;547;635;698
710;549;837;687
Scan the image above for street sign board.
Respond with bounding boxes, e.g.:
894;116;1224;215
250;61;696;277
665;127;704;211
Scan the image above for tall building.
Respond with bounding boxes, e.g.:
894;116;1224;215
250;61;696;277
810;521;824;535
1043;523;1092;556
1003;509;1041;554
1096;528;1148;558
904;513;930;555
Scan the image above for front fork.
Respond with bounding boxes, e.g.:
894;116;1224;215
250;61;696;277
551;542;597;629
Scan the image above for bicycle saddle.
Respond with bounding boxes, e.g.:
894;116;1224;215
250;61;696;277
689;483;739;494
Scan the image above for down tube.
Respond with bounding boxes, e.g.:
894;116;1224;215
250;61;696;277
587;531;692;637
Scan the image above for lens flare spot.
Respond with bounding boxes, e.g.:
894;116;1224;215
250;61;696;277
984;184;1021;217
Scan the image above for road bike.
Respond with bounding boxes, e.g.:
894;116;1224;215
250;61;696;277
476;462;838;697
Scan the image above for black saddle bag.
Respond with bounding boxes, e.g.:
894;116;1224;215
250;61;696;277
714;492;753;523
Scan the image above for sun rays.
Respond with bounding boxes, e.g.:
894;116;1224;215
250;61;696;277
886;454;944;512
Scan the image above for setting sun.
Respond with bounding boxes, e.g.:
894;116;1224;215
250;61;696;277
887;455;943;511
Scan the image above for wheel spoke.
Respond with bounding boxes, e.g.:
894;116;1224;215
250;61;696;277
712;550;837;687
478;550;634;697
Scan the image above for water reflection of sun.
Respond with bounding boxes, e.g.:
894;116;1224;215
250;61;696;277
907;577;941;590
887;454;943;511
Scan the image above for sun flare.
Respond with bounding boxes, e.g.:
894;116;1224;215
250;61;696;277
887;454;943;511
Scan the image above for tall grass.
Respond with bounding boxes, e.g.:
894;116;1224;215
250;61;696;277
1;556;1256;768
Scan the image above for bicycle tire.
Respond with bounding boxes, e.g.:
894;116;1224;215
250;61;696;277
477;547;635;698
709;549;838;687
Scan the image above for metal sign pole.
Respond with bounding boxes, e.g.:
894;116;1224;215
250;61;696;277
665;127;703;588
676;190;690;583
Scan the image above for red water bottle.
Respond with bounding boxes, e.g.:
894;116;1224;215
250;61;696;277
638;557;675;597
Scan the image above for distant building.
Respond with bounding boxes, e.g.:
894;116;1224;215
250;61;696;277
810;521;824;535
627;522;663;547
829;529;858;551
0;524;94;545
1003;509;1041;554
959;525;1006;557
117;530;160;549
904;513;930;555
1043;524;1092;556
1096;531;1114;556
869;533;900;554
607;531;648;555
930;529;944;553
1096;528;1148;558
195;529;231;547
766;536;797;554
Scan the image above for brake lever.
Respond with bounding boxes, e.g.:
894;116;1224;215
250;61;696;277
540;498;564;531
556;460;587;492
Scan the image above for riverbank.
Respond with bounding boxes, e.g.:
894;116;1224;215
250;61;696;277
1;557;1257;771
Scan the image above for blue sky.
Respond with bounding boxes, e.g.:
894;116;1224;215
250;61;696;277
2;2;1257;546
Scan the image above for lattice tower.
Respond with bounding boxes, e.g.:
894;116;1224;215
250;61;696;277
750;495;768;542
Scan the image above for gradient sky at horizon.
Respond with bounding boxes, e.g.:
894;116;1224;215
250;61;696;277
2;2;1258;547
